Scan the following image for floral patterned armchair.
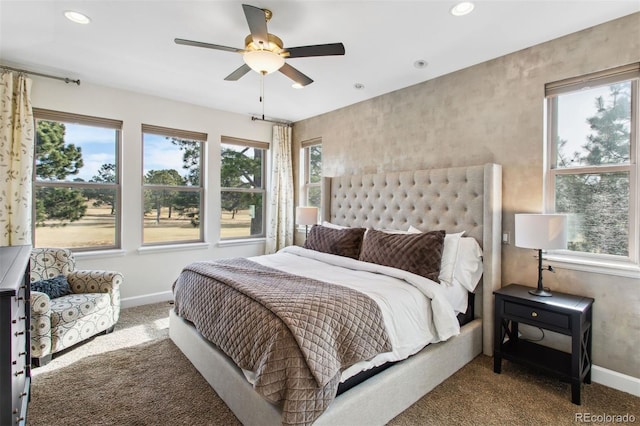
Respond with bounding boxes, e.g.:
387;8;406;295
29;248;123;366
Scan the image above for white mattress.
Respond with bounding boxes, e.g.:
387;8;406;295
246;245;460;382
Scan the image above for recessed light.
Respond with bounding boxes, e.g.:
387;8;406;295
354;83;365;90
414;60;428;69
450;2;474;16
292;83;304;89
64;10;91;25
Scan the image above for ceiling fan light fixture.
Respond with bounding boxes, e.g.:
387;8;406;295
450;2;475;16
243;50;285;74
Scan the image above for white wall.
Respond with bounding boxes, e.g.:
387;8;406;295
30;77;270;305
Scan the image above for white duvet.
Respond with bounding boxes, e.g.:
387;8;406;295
244;245;461;383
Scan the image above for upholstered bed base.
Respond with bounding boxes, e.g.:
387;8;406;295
170;310;482;425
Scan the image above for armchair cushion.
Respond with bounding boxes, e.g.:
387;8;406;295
50;293;113;344
30;275;72;299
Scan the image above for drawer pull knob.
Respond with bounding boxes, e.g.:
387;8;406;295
531;311;538;317
14;370;24;377
16;416;25;423
14;331;25;337
20;392;27;397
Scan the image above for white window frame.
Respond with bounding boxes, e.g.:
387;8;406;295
300;138;322;215
32;108;122;252
544;63;640;278
141;124;206;246
220;136;268;240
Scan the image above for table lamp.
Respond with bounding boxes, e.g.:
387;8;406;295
515;213;568;297
296;206;318;238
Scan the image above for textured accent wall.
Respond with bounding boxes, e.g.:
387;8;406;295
292;13;640;378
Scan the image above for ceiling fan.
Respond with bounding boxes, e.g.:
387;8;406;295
175;4;345;87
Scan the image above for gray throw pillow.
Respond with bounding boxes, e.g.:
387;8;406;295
304;225;366;259
359;229;446;282
31;275;72;299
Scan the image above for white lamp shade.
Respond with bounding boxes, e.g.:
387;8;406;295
243;50;285;74
515;214;567;249
296;206;318;226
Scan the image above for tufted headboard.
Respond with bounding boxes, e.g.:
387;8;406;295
321;163;502;356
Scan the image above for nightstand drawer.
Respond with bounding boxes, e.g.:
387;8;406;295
504;300;569;329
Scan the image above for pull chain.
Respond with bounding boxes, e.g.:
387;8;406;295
260;71;266;120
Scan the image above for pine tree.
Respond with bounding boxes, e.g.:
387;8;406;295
555;83;630;256
34;121;87;225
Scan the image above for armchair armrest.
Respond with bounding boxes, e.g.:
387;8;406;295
31;291;51;314
67;270;123;323
30;291;52;358
67;270;123;294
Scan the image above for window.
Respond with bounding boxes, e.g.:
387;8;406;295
220;136;267;239
33;109;121;251
142;124;205;245
301;138;322;213
545;63;639;269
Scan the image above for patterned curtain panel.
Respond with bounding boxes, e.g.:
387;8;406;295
0;72;34;246
265;125;294;254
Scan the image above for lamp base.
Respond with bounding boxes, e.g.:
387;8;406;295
529;288;552;297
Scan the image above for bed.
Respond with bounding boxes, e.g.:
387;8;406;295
169;163;502;425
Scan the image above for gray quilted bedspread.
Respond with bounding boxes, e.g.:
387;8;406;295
172;258;392;425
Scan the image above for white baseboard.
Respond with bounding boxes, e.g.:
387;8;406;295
120;290;173;309
592;365;640;397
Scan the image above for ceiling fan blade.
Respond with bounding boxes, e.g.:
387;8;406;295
175;38;243;53
242;4;269;46
285;43;345;58
224;64;252;81
279;63;314;86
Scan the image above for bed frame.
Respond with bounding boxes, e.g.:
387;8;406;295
170;163;502;425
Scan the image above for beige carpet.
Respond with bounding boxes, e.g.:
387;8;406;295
28;302;639;425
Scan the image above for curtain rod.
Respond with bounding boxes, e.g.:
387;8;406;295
0;64;80;85
251;115;292;127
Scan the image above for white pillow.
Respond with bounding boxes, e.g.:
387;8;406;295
322;221;348;230
408;226;464;286
379;227;421;234
453;237;484;292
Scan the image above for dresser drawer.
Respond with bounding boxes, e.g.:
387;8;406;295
504;300;570;330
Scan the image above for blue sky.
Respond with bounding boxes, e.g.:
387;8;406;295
556;83;628;165
63;125;189;181
63;123;116;181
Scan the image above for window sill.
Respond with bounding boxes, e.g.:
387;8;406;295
137;242;210;255
73;249;126;260
546;253;640;279
217;237;266;248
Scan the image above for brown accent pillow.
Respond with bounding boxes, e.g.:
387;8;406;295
304;225;366;259
359;229;446;282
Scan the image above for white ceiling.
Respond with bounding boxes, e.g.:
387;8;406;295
1;1;638;122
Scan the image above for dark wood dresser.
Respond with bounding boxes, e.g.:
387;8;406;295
0;245;31;426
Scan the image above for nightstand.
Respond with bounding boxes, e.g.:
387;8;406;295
493;283;594;405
